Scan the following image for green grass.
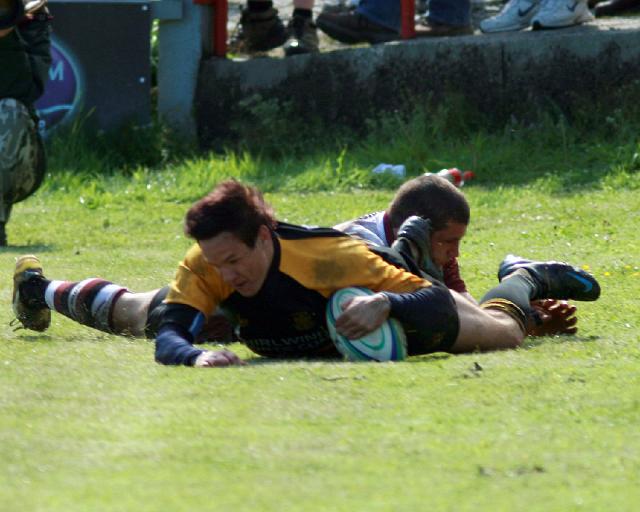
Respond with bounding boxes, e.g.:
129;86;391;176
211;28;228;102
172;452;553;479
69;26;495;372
1;108;640;511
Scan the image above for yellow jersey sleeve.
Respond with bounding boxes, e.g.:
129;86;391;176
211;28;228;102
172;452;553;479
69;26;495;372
165;243;234;315
278;235;431;298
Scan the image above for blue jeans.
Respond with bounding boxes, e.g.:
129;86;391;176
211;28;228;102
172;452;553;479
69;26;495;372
357;0;471;31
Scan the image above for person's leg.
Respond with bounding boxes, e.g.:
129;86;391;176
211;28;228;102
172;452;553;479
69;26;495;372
357;0;400;31
427;0;471;26
449;292;525;353
449;253;601;352
12;254;156;336
112;290;160;336
284;0;319;55
316;0;399;44
230;0;287;53
416;0;473;36
293;0;314;9
0;98;46;246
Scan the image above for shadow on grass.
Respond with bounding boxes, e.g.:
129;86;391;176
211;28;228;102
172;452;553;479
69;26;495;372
523;334;601;349
241;352;453;366
10;333;50;343
1;244;55;254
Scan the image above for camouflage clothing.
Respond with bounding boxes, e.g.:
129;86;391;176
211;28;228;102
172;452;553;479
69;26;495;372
0;97;45;222
0;12;51;244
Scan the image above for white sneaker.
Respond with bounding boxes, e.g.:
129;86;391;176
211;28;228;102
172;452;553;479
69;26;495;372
531;0;594;29
480;0;541;33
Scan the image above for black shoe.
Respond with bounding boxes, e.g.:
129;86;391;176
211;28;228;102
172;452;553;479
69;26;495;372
229;7;287;53
391;216;444;281
284;15;319;56
498;254;601;301
595;0;640;15
0;222;6;247
414;19;474;38
316;11;399;44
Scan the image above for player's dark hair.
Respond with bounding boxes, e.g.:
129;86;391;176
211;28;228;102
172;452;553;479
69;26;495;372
185;180;276;247
387;175;470;232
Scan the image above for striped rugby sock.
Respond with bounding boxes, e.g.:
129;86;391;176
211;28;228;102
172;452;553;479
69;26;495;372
44;279;127;333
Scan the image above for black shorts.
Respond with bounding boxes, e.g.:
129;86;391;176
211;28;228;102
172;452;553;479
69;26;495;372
144;286;170;339
402;281;459;355
370;246;460;355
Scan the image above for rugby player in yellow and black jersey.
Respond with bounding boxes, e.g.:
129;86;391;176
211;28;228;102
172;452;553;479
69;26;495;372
152;180;600;367
154;186;460;366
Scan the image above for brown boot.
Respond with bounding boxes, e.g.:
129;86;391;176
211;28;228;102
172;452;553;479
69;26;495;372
229;7;287;53
317;11;399;44
414;19;474;37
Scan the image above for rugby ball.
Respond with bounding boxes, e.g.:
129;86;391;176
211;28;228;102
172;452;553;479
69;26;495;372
326;287;407;362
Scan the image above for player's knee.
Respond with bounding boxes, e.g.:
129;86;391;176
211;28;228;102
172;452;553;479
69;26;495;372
502;329;524;349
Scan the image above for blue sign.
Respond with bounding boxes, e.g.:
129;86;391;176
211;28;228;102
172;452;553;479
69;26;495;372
35;37;83;130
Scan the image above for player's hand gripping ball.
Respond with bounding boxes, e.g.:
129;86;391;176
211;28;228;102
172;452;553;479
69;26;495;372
326;287;407;362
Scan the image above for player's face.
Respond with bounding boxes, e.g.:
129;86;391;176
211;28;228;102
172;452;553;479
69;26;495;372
430;222;467;268
199;226;274;297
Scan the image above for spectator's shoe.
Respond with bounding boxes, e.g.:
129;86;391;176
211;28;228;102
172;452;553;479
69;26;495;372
0;222;6;247
531;0;594;29
321;0;358;15
414;19;474;37
498;254;601;301
594;0;640;16
229;7;287;53
316;11;399;44
12;255;50;332
391;216;444;282
284;15;320;56
480;0;541;32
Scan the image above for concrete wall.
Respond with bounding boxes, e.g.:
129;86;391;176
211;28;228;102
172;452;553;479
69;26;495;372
157;0;211;141
196;19;640;148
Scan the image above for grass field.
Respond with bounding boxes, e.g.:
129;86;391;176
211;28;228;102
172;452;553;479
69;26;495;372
1;111;639;511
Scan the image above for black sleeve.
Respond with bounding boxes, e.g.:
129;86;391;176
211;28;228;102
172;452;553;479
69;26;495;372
155;323;203;366
153;302;207;366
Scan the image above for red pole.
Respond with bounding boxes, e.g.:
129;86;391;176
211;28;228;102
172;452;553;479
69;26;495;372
213;0;227;57
193;0;227;57
400;0;415;39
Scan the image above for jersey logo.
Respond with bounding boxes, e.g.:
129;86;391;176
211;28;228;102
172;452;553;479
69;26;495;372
292;312;316;331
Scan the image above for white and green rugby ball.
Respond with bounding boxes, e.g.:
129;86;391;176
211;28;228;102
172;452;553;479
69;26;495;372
326;287;407;362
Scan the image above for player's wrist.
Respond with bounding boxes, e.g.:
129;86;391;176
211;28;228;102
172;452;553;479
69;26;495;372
373;292;391;316
193;350;210;367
